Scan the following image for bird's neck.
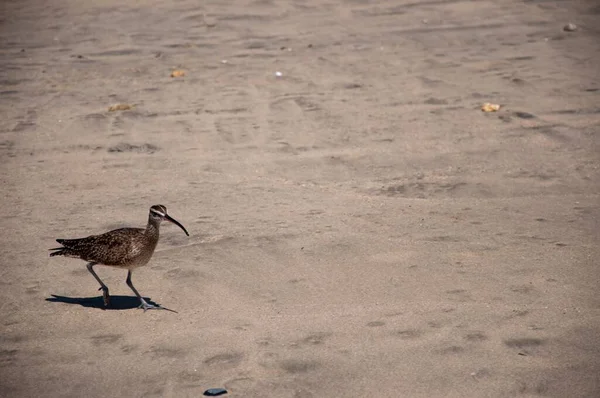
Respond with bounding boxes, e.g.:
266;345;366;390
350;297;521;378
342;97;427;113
145;217;160;240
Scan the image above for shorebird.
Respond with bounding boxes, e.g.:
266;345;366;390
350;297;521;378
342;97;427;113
50;205;189;311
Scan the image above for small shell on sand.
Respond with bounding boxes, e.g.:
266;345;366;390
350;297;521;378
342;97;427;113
481;103;500;112
108;103;133;112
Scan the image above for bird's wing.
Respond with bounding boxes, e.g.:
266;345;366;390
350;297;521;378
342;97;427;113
58;228;145;265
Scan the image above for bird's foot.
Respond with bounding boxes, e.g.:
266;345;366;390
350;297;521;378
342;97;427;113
138;298;177;313
98;287;110;308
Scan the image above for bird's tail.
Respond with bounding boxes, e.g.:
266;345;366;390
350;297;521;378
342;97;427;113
49;239;74;257
49;248;67;257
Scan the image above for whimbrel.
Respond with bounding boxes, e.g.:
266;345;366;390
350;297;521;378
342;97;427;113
50;205;189;311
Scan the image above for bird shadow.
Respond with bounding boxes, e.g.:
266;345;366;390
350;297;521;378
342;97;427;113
46;294;171;311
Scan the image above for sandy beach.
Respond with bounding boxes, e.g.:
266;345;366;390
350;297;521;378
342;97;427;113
1;0;599;396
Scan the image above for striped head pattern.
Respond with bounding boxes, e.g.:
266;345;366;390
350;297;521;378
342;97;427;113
150;204;168;218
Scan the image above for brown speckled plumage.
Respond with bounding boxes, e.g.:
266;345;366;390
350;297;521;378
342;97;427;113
50;204;189;311
51;227;158;268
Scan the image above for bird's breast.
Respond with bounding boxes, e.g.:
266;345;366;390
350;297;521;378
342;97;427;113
125;239;158;269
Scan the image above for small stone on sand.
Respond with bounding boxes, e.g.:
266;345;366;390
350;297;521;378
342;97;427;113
204;388;228;396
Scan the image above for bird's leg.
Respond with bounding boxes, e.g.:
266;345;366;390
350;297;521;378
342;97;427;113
86;263;110;308
126;270;176;312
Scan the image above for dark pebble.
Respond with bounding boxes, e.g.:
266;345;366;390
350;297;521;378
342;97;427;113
204;388;228;396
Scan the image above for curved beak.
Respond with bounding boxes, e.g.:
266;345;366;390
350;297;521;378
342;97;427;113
165;214;189;236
